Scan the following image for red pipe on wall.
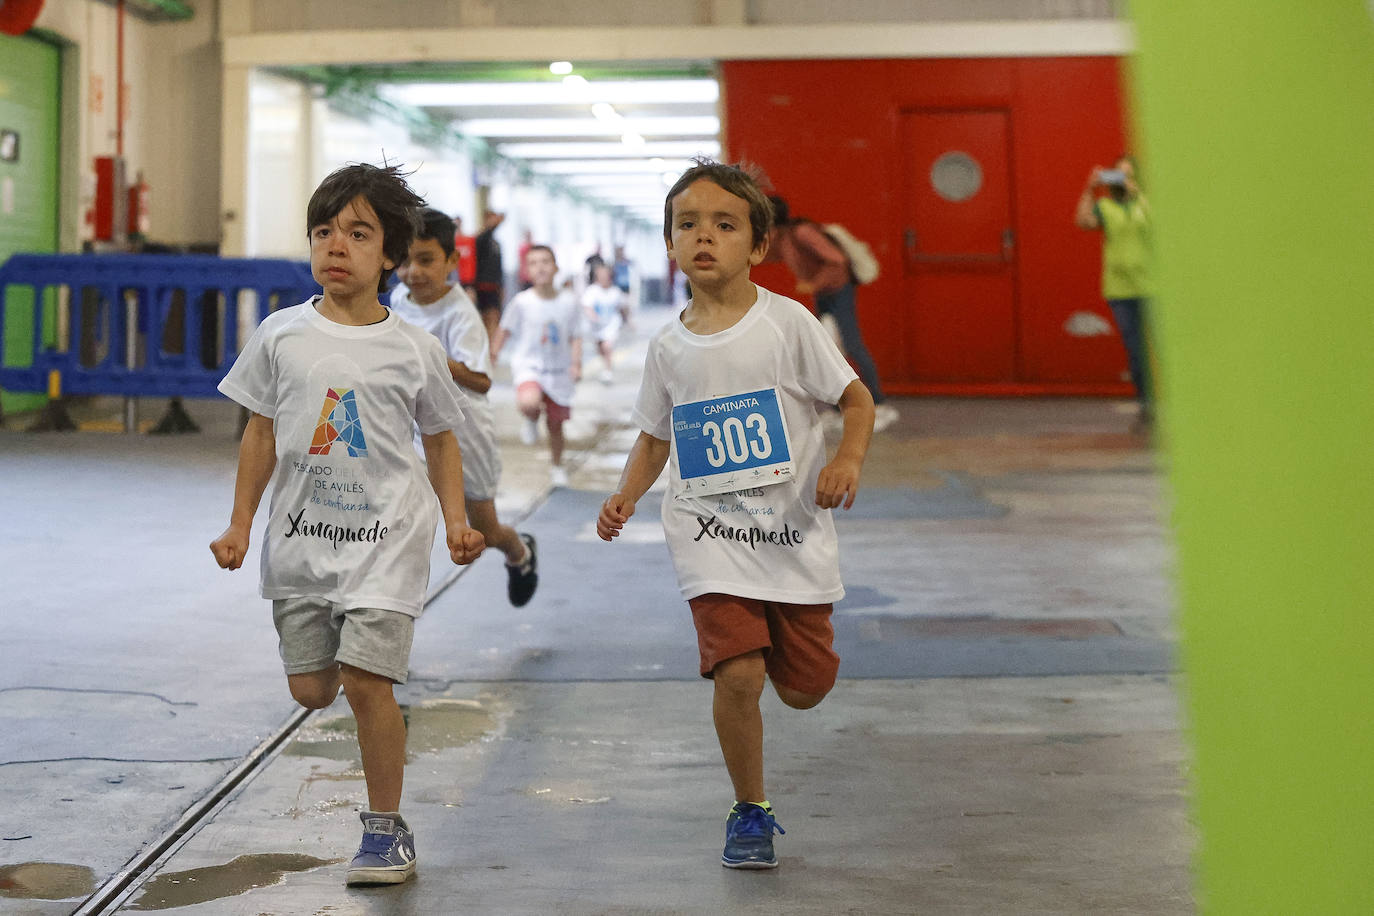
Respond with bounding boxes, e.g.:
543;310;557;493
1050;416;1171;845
116;0;125;156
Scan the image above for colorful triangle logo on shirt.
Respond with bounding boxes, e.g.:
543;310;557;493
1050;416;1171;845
308;387;368;457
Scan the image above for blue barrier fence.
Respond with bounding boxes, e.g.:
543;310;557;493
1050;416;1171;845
0;253;318;402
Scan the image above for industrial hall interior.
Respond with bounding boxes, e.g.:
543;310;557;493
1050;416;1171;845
0;1;1370;914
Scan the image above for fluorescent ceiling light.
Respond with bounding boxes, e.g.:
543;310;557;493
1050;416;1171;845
591;102;621;122
549;61;573;75
528;158;698;175
456;116;718;138
383;80;718;108
496;140;721;159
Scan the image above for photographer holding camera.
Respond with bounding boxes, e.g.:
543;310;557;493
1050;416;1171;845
1077;155;1153;432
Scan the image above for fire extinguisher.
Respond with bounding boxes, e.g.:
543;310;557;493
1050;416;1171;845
0;0;45;36
128;171;150;237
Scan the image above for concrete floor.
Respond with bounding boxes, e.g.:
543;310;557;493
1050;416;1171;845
0;305;1193;915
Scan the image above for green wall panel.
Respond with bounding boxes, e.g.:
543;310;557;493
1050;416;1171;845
1130;3;1374;912
0;31;61;415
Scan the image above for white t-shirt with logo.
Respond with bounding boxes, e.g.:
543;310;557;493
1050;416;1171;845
632;285;859;604
499;287;583;406
389;284;502;500
581;283;626;343
217;299;467;617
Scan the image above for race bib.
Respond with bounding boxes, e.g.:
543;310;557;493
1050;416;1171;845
672;388;795;499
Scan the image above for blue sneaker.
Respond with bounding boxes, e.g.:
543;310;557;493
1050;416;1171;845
345;811;416;886
722;802;785;869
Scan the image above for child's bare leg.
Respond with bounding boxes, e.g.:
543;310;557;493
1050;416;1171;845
712;651;767;803
287;666;342;710
341;664;406;812
465;497;526;564
547;415;566;467
516;385;544;422
482;310;501;361
599;340;614;371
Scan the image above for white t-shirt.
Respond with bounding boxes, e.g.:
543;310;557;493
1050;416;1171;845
632;285;859;604
389;284;502;500
499;287;583;406
581;283;626;342
218;298;467;617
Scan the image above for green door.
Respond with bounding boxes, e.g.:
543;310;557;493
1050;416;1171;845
0;31;61;415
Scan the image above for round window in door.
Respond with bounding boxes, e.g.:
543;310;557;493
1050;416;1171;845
930;151;983;202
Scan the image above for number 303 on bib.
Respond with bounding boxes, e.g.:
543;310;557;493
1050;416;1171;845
671;388;796;499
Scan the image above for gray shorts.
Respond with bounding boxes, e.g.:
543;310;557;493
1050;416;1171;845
272;597;415;684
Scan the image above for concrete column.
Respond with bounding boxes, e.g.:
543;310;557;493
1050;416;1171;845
219;64;249;257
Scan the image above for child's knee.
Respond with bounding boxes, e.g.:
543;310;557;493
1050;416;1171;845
288;670;340;710
774;683;829;710
339;664;395;708
713;653;766;698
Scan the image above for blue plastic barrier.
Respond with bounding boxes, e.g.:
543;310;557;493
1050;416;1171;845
0;253;318;400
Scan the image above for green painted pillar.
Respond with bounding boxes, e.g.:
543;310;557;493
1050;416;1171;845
1129;4;1374;912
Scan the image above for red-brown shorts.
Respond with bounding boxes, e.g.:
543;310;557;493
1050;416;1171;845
688;592;839;696
516;381;571;423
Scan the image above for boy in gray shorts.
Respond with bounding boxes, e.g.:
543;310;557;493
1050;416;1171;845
210;163;484;886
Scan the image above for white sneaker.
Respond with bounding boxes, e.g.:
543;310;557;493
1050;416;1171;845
873;403;900;433
550;465;569;488
520;417;539;445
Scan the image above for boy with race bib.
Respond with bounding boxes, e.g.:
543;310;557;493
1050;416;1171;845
596;159;875;869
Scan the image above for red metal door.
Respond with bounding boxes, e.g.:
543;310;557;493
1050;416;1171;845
900;110;1017;386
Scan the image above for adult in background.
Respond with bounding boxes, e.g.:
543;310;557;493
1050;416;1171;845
767;195;896;432
474;210;506;356
1075;155;1153;430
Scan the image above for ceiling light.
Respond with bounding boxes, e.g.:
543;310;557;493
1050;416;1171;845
384;80;719;108
457;116;718;138
549;61;574;75
591;102;621;122
562;74;589;90
621;132;646;148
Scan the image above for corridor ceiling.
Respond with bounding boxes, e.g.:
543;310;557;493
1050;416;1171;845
290;62;722;224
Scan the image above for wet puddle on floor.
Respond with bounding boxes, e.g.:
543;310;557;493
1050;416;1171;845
0;862;97;900
125;853;339;910
284;697;495;766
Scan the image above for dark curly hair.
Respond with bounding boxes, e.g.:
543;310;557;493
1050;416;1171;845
306;163;425;293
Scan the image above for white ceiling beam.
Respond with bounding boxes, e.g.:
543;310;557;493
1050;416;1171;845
225;21;1133;68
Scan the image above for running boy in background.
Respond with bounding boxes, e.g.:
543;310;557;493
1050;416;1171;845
493;245;584;488
581;262;629;385
210;163;485;887
392;207;540;607
595;159;875;869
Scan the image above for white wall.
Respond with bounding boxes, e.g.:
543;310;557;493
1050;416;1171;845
242;72;482;258
34;0;220;250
